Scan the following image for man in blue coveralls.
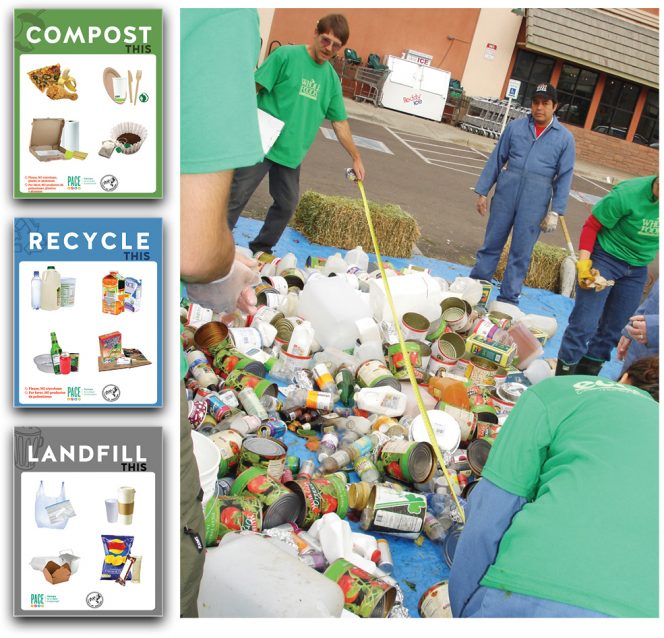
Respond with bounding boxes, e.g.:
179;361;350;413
469;83;576;306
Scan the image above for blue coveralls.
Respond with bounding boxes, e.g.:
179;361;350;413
470;115;576;305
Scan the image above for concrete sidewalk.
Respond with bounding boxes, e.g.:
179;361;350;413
343;98;638;185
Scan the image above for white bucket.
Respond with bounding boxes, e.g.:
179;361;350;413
190;430;220;506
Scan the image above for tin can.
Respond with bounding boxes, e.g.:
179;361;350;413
418;581;453;618
361;484;427;539
194;321;231;356
296;459;315;480
477;280;494;310
205;495;263;546
432;332;466;363
401;312;430;341
187;400;207;427
230;466;301;529
261;275;289;295
238;436;288;481
257;417;287;439
216;476;235;496
215;348;267;379
461;478;480;500
442;523;464;567
279;267;306;290
425;316;448;343
386;341;423;380
475;420;501;441
255;284;283;308
229;327;263;351
465;356;499;385
286;475;349;529
209;429;244;477
440;298;471;333
348;481;372;510
488;310;512;330
324;558;396;618
224;368;278;398
356;359;401;391
376;440;435;484
207;392;233;422
250;306;284;326
467;437;495;476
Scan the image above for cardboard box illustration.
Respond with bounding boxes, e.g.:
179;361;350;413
30;118;65;161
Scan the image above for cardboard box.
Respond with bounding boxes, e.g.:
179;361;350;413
43;561;72;584
99;331;122;363
465;334;516;368
30;118;65;161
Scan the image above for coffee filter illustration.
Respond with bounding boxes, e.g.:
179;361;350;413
110;121;148;155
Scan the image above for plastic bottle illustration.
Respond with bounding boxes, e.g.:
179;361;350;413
31;271;41;309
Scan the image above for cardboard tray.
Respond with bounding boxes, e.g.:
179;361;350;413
97;348;152;372
30;118;65;161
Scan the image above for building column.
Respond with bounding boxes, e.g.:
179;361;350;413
584;73;606;129
549;59;562;87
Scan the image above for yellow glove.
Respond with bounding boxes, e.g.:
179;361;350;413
576;259;595;288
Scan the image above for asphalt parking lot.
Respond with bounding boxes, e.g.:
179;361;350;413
239;116;646;272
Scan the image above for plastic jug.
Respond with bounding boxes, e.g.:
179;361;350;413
275;252;297;275
449;277;483;306
287;320;315;356
322;252;348;276
345;245;369;271
521;313;558;338
355;387;408;417
298;277;372;350
199;532;344;617
369;272;444;323
427;376;471;410
40;266;61;311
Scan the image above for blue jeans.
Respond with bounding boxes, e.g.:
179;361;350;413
558;244;648;365
227;158;301;253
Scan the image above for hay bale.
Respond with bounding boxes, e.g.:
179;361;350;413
293;191;421;258
495;238;569;293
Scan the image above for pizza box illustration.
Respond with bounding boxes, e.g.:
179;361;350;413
29;118;65;161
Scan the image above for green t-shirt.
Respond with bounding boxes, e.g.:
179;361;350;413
181;9;264;174
180;9;263;378
480;376;658;617
256;45;347;169
593;175;659;266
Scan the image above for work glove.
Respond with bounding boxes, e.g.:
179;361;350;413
540;211;559;233
576;259;595;288
186;261;261;315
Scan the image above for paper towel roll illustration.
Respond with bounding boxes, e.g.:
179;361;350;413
61;120;79;151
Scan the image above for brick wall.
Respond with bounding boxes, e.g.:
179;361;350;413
563;124;659;176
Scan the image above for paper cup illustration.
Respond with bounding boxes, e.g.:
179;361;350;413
110;121;148;155
117;486;136;525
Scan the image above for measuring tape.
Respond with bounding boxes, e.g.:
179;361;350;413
348;170;466;524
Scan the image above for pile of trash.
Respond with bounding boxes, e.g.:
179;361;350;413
181;246;559;618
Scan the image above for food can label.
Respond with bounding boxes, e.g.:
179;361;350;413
357;360;393;388
305;390;332;411
374;510;422;533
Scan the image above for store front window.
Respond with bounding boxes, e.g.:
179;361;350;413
510;49;555;107
634;89;659;147
555;63;599;127
592;76;640;140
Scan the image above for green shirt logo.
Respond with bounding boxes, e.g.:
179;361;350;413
299;78;320;101
638;218;659;237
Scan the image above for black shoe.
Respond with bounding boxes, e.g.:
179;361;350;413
555;359;576;376
575;356;604;376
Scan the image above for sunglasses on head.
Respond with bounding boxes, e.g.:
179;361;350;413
319;34;342;52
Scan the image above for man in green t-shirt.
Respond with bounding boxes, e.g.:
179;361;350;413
227;13;366;254
556;175;659;375
450;356;659;617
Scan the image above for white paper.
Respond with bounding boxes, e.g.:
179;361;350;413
257;108;284;155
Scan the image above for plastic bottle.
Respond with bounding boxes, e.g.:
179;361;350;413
31;271;41;309
317;432;339;461
282;389;335;413
353;456;380;483
238;387;268;421
423;511;447;543
427;376;470;410
354;387;408;417
40;266;61;311
343;416;371;436
345;246;369;271
470;317;513;346
320;432;386;474
312;363;337;395
287;321;315;357
185;348;219;389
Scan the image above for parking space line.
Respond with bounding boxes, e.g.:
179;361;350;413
385;126;434;165
412;148;486;161
427;160;482;176
402;140;486;155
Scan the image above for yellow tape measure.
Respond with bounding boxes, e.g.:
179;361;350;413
347;170;466;524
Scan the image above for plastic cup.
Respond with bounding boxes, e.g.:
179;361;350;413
117;486;135;525
105;498;118;523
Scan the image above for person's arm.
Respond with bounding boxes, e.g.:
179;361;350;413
181;172;235;283
474;123;513;215
576;214;603;287
330;119;365;180
550;135;576;215
449;480;527;617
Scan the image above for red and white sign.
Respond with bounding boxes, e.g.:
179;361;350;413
484;43;497;61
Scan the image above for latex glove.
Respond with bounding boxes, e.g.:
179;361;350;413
616;335;632;361
186;261;261;315
576;259;595;288
476;195;488;216
540;211;559;233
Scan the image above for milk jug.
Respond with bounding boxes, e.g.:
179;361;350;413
40;266;61;311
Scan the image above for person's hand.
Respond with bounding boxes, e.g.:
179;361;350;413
540;211;559;233
576;259;595;288
616;335;632;361
186;260;261;315
476;195;488;216
626;315;648;344
352;156;366;181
